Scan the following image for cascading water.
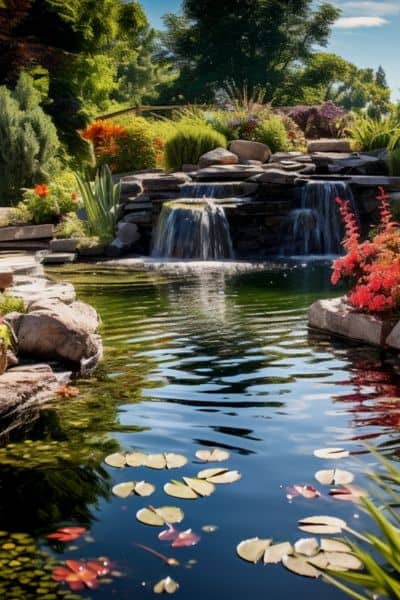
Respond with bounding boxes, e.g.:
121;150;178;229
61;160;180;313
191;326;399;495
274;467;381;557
151;199;234;260
283;181;356;255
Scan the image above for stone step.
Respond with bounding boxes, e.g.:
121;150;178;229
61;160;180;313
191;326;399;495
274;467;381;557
123;202;153;211
42;252;76;264
123;212;152;224
0;224;53;242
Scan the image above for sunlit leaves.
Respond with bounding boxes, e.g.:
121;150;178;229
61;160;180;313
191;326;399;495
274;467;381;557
164;478;215;499
195;449;230;462
136;506;184;527
112;481;155;498
197;468;242;484
153;576;179;594
313;448;350;460
315;469;354;486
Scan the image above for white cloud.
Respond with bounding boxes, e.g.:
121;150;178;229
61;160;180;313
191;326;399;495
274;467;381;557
334;16;389;27
341;2;400;16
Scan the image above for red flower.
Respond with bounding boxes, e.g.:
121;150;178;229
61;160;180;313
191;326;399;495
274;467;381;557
34;184;49;198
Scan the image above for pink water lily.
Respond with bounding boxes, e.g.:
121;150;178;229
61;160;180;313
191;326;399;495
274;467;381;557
286;484;321;501
159;524;201;547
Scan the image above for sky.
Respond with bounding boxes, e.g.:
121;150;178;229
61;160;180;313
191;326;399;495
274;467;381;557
140;0;400;100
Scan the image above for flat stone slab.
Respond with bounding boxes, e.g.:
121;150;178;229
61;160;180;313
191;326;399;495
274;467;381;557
308;139;352;153
10;276;76;304
309;297;396;346
0;224;53;242
191;165;265;181
42;252;76;264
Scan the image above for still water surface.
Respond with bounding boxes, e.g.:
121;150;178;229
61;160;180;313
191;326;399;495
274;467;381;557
0;263;399;599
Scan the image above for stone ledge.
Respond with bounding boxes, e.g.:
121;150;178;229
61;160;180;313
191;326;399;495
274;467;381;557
308;297;396;347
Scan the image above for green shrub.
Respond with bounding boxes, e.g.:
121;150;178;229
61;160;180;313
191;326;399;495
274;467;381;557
102;116;157;172
54;213;86;239
0;73;60;205
348;115;400;151
164;125;227;171
388;146;400;176
253;116;290;152
0;294;26;316
75;164;120;243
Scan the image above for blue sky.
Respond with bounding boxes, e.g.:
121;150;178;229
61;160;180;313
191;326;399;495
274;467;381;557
140;0;400;99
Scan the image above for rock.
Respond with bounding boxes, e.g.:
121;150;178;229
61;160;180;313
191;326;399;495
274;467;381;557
243;160;263;166
0;364;61;416
270;151;306;162
141;174;189;192
308;139;352;153
312;152;384;175
42;253;76;265
191;165;265;181
8;300;103;371
116;222;140;245
198;147;239;169
0;269;13;291
385;322;400;349
49;239;78;253
119;179;143;197
309;297;395;346
250;170;299;185
10;277;76;305
182;164;199;173
123;211;152;224
263;160;306;172
228;140;271;163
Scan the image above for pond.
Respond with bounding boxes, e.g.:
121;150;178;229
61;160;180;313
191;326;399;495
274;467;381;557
0;262;399;600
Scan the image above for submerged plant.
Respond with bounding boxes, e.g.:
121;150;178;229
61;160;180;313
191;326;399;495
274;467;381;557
75;164;120;244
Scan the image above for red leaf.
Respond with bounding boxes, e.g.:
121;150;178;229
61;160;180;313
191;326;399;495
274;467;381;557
171;529;201;548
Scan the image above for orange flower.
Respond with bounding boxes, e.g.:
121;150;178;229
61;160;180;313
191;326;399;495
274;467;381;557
71;192;78;202
34;184;49;198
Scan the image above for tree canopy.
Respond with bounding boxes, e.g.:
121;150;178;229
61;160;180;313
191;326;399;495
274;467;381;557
158;0;340;103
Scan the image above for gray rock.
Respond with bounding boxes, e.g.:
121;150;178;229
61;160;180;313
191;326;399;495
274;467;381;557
308;139;352;153
0;364;60;416
309;297;395;346
270;151;305;162
49;239;78;253
122;212;152;224
385;321;400;349
312;152;383;175
9;300;103;370
228;139;271;163
198;147;239;169
250;170;299;185
116;222;140;245
120;179;143;197
191;165;265;181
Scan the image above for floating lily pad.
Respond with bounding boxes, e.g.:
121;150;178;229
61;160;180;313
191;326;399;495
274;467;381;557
125;452;147;467
195;449;230;462
136;506;184;527
323;551;363;571
236;538;272;563
164;453;188;469
153;576;179;594
282;554;320;578
164;478;215;499
104;452;126;468
197;467;242;484
112;481;155;498
329;484;367;503
263;542;293;564
313;448;350;460
320;538;352;553
294;538;319;557
298;515;347;535
315;469;354;485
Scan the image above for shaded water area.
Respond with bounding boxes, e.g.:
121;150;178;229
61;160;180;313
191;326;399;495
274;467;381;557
0;263;400;599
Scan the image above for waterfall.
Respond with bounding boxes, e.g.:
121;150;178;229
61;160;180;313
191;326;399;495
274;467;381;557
152;200;234;260
283;181;355;256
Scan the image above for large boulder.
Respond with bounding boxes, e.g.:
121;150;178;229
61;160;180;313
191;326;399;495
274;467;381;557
228;140;271;163
308;139;352;154
309;297;395;346
198;147;239;169
0;364;62;416
7;300;102;372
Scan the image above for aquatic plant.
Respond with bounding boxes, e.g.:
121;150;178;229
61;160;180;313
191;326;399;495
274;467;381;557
75;164;120;244
348;114;400;152
331;187;400;314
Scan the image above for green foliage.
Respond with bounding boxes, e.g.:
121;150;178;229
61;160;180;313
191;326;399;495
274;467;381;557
159;0;340;103
348;115;400;152
325;448;400;600
0;295;26;317
21;191;60;225
0;73;60;205
108;117;157;172
253;117;290;153
164;125;227;171
75;164;120;243
54;213;86;240
388;147;400;177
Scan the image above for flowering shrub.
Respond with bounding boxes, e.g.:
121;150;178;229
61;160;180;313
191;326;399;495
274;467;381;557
288;101;348;139
331;187;400;314
81;117;156;172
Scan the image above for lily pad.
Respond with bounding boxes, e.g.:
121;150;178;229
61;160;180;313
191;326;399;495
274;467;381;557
313;448;350;460
282;555;320;578
146;454;167;469
125;452;147;467
298;515;347;535
104;452;126;468
237;537;272;563
263;542;293;564
315;469;354;485
197;468;242;484
112;481;155;499
195;449;230;462
329;484;367;503
323;551;363;571
153;576;179;594
164;453;188;469
136;506;184;527
320;538;352;553
164;478;215;499
294;538;319;557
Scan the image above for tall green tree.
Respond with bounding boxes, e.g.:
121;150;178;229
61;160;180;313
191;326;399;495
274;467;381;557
157;0;340;103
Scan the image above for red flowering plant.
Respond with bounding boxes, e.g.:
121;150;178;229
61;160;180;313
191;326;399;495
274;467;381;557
331;187;400;315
